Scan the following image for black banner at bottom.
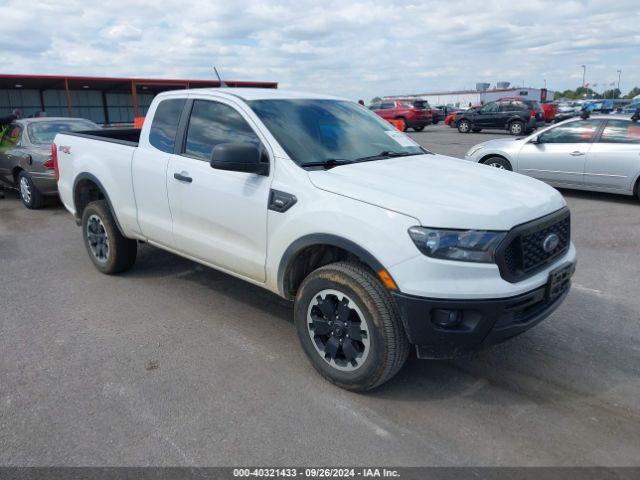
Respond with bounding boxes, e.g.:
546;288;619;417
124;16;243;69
0;467;639;480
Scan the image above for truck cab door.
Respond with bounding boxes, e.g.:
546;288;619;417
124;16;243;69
131;97;187;248
516;119;603;185
166;98;271;282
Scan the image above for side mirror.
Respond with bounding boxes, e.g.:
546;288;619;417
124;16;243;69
210;143;269;176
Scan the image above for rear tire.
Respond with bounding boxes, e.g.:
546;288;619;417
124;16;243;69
18;171;45;209
483;156;512;171
457;119;471;133
413;125;424;132
397;117;408;132
81;200;137;274
509;120;524;135
294;261;410;391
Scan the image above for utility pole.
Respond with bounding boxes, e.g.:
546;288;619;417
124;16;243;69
581;65;586;89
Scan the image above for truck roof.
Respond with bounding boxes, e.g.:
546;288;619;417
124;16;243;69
158;87;346;102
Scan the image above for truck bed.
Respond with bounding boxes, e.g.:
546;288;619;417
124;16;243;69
63;128;141;147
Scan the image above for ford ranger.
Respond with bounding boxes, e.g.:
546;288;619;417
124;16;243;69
54;88;576;391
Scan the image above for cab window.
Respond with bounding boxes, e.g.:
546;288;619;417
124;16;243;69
183;100;261;161
149;98;186;153
599;120;640;144
539;120;602;144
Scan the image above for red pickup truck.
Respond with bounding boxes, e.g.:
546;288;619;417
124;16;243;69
369;99;433;131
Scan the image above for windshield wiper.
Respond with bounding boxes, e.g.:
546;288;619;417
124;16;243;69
301;158;357;170
352;151;422;163
302;150;425;170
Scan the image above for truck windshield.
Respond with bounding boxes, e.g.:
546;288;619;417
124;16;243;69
28;120;98;144
248;99;424;167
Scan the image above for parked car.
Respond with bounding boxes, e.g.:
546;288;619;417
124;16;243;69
431;106;447;124
541;103;557;122
444;111;458;127
622;101;640;115
455;99;545;135
464;114;640;200
0;117;98;208
444;107;475;128
554;102;583;123
54;88;575;391
369;99;433;131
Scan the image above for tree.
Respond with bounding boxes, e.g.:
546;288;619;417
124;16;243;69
625;87;640;99
556;87;599;100
602;88;621;99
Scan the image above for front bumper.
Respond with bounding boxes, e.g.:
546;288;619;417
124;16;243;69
392;261;575;359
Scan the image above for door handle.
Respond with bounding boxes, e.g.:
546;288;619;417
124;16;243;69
173;172;192;183
570;151;585;156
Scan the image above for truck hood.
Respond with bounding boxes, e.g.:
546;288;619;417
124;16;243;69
307;154;566;231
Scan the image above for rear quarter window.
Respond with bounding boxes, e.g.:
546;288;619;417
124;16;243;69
149;98;186;153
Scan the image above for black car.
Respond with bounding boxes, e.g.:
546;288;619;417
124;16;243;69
455;99;545;135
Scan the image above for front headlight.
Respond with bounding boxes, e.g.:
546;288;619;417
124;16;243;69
465;145;484;157
408;227;506;263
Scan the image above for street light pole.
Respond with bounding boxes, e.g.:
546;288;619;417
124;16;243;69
617;69;622;97
581;65;586;89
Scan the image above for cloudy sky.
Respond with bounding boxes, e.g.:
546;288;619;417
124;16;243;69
1;0;639;100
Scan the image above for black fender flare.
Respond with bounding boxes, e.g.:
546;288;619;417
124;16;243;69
72;172;125;235
277;234;386;297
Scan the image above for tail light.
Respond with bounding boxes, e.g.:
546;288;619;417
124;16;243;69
42;157;54;169
51;143;59;181
530;109;537;118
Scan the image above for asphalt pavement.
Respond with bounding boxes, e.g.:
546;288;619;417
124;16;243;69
1;124;639;466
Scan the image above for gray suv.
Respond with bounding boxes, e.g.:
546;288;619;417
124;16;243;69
0;117;98;208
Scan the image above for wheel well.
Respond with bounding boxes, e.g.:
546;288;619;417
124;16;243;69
282;244;370;299
74;178;105;218
12;166;23;184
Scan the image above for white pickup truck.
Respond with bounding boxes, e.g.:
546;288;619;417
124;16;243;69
54;88;576;390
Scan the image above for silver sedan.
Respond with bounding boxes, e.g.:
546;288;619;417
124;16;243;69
464;114;640;201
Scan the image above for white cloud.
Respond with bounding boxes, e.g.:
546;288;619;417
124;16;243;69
1;0;639;100
101;24;143;41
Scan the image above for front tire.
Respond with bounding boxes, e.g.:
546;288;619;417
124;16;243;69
18;171;45;209
483;156;513;171
396;117;408;132
294;262;409;391
81;200;137;274
457;119;471;133
413;125;424;132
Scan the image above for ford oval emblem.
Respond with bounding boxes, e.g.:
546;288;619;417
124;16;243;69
542;233;560;253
